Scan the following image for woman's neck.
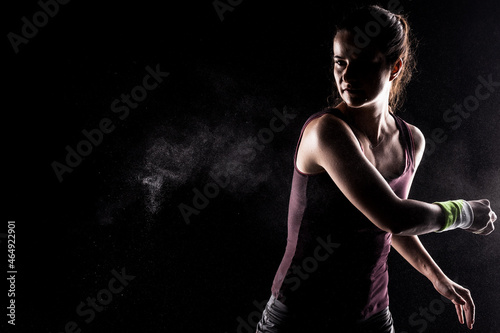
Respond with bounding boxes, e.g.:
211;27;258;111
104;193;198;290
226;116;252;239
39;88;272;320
338;101;392;146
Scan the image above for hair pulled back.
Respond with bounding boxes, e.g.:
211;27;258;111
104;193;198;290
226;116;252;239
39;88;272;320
329;5;417;112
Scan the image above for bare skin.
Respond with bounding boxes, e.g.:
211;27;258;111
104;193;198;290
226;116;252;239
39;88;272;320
295;30;497;329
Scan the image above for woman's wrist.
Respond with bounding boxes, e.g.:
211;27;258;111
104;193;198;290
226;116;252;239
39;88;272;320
422;263;447;285
434;199;474;232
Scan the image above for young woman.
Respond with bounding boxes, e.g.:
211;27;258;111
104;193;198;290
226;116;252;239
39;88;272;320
255;5;497;333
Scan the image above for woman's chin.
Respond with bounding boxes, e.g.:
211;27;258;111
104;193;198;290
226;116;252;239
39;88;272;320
344;98;368;108
341;92;369;107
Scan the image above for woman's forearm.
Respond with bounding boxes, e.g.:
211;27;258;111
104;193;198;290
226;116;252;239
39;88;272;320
390;199;446;235
391;234;446;284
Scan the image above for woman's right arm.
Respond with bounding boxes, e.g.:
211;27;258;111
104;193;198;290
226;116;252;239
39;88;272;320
300;113;496;236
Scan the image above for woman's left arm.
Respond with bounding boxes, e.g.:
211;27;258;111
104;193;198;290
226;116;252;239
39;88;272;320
391;124;474;329
391;235;475;329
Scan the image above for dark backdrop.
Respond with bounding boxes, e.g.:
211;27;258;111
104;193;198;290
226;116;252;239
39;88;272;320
5;0;500;332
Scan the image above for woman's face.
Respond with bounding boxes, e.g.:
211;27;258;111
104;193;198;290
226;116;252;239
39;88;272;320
333;30;395;109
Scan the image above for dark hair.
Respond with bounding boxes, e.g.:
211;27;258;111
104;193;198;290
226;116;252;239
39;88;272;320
327;5;417;112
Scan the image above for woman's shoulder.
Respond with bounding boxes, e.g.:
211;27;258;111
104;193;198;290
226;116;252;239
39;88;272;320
397;118;425;166
406;123;424;146
303;106;344;124
296;107;365;174
304;106;349;128
304;107;349;131
301;107;357;149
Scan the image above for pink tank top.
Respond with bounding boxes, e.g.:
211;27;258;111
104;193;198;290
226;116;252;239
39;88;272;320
271;107;416;321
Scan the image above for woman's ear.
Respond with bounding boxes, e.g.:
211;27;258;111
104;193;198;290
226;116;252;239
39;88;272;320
390;58;403;81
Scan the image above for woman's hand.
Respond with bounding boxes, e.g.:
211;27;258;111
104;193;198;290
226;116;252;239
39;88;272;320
467;199;497;235
432;275;475;329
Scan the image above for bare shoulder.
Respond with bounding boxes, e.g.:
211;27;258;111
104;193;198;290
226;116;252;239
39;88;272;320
302;112;361;154
304;112;352;141
297;112;358;173
304;111;364;154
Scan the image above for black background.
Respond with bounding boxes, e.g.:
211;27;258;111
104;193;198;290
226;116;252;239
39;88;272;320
4;0;500;332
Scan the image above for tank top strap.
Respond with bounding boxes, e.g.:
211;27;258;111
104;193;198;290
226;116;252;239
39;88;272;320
324;108;366;153
294;108;417;168
391;114;416;166
294;108;331;166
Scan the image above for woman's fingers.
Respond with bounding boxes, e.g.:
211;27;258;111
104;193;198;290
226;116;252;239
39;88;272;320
449;290;466;305
449;286;475;329
435;278;476;329
468;200;497;235
472;208;496;234
458;288;475;329
464;300;475;329
473;221;495;235
455;303;464;325
490;210;497;223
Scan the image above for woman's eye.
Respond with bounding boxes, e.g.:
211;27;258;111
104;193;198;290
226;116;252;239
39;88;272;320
335;60;346;66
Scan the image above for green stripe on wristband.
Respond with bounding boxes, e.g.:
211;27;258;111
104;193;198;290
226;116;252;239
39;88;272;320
434;200;464;231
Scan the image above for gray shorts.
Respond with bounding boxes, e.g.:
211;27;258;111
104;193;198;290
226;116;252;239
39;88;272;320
255;294;395;333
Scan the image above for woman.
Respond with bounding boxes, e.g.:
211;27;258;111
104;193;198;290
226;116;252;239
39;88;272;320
255;5;497;333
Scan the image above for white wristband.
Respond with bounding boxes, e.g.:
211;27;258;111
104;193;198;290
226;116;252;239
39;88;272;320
435;199;474;232
448;200;474;230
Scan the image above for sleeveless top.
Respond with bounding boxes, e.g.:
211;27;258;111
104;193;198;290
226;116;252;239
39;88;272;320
270;107;416;321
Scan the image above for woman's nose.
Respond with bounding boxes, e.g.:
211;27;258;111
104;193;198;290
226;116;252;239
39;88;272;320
343;64;356;80
342;64;360;86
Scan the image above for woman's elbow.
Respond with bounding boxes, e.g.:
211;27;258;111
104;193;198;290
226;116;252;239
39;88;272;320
375;205;408;235
386;225;405;235
376;220;404;235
